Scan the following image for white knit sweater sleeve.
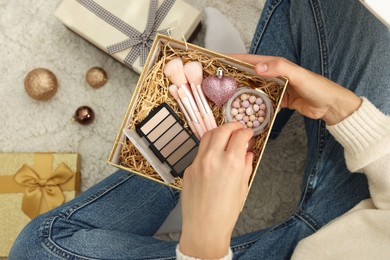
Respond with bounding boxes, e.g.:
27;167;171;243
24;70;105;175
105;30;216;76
326;97;390;209
176;245;233;260
291;98;390;259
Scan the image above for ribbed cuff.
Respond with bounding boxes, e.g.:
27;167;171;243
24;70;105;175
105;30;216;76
326;97;390;172
176;245;233;260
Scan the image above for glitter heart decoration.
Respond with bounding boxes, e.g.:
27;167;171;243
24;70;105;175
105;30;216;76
202;68;238;106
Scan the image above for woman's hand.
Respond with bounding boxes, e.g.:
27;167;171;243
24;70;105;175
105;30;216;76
230;54;362;125
179;55;362;258
180;122;254;259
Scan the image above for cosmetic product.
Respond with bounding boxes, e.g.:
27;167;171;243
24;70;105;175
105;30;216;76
184;61;218;130
168;84;200;140
163;58;207;134
123;128;174;183
223;87;273;136
129;103;199;179
177;87;205;138
202;67;238;106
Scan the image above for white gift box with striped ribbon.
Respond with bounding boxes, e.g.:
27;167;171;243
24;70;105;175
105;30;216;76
55;0;202;73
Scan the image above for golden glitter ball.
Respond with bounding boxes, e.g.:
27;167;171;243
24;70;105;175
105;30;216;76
86;67;108;88
24;68;58;101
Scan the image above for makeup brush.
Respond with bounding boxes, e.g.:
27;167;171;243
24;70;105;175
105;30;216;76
183;61;218;130
168;84;200;140
163;58;187;87
164;58;207;133
178;87;205;138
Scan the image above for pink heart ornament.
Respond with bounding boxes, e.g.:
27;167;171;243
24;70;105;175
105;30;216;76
202;68;238;106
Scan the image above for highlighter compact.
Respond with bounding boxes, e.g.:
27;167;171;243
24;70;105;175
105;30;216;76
126;103;199;181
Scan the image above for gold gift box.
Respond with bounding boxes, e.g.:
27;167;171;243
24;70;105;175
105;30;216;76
108;34;288;193
0;153;81;257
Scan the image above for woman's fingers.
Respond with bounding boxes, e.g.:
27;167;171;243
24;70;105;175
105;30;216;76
195;129;213;158
229;53;297;75
207;122;245;152
228;54;276;65
225;128;254;157
254;58;307;85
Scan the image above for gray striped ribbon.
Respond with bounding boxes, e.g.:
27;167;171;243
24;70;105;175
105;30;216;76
76;0;175;67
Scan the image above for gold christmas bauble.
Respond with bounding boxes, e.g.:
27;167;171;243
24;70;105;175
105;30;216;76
24;68;58;100
86;67;108;88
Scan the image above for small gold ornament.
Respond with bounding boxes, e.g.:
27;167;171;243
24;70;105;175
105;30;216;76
24;68;58;100
86;67;108;88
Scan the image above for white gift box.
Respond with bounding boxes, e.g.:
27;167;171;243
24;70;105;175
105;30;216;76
55;0;202;73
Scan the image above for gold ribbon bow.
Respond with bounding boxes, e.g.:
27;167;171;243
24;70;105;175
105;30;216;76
13;156;74;219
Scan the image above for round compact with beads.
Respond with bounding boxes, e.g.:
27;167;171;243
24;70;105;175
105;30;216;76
223;87;273;136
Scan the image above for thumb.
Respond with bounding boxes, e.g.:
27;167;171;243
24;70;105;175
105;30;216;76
254;58;308;88
254;59;291;78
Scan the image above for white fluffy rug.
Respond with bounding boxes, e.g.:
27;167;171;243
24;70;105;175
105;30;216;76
0;0;306;245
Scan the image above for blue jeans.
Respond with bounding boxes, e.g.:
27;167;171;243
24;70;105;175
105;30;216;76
10;0;390;259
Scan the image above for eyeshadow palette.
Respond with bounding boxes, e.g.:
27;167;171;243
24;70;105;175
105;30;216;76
135;103;199;178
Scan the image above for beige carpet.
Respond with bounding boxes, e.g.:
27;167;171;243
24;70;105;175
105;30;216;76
0;0;306;256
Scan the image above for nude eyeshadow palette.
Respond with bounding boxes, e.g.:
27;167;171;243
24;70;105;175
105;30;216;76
135;103;199;178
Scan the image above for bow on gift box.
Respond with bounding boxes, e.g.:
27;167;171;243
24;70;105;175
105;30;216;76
14;163;73;219
77;0;176;67
0;154;75;219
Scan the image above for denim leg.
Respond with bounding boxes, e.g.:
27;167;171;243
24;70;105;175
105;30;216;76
293;0;390;229
10;170;180;259
228;0;390;259
249;0;298;139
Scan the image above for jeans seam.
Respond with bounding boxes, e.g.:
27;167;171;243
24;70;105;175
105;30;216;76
310;0;330;167
250;0;284;54
40;216;94;260
309;0;329;78
231;215;297;253
167;184;181;203
294;211;320;231
297;165;317;210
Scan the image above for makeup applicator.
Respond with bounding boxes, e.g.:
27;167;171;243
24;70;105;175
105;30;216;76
164;58;207;135
184;61;218;130
177;87;205;138
168;84;200;140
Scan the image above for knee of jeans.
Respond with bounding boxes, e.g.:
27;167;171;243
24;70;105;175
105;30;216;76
9;215;52;260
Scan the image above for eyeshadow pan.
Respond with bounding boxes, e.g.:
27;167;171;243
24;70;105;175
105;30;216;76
154;123;182;150
167;138;196;165
160;130;189;158
135;103;199;180
173;146;199;174
140;106;169;135
147;115;176;142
